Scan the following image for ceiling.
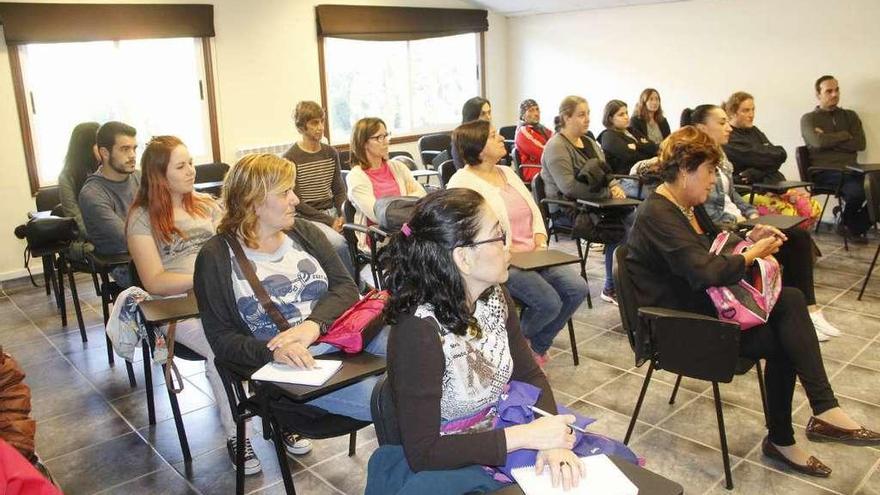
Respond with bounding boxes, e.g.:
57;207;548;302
468;0;686;17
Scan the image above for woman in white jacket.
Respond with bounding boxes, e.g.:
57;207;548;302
448;120;588;366
345;117;426;251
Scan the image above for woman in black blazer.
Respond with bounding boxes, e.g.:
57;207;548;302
599;99;659;175
629;88;670;145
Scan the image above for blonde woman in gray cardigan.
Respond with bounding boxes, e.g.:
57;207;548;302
449;120;588;366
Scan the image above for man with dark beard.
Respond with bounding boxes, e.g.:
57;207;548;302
79;121;140;285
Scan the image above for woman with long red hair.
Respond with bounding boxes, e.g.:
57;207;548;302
126;136;313;475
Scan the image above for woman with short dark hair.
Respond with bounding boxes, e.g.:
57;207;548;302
626;126;879;478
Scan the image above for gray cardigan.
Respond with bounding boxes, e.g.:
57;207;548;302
540;133;614;214
193;219;358;369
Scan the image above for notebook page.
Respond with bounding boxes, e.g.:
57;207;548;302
251;360;342;386
510;454;638;495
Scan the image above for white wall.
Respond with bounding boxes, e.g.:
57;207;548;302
505;0;880;175
0;0;508;280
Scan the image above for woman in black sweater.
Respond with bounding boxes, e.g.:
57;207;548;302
365;189;583;494
626;126;879;478
599;99;659;175
629;88;671;145
722;91;787;184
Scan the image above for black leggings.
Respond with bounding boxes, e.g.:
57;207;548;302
774;227;816;306
738;287;838;446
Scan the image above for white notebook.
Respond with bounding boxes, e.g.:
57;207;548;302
251;360;342;386
511;454;638;495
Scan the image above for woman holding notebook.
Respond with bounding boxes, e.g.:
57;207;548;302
193;153;388;470
365;189;586;495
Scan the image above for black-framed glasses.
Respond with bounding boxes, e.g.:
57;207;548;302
369;133;391;142
459;230;507;248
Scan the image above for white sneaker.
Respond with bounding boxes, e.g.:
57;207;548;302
810;311;841;337
282;431;313;456
227;436;262;475
814;327;830;342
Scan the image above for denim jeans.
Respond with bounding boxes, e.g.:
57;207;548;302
812;170;869;235
506;265;588;354
308;218;356;279
304;325;389;421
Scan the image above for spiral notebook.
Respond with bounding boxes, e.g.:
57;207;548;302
510;454;638;495
251;360;342;386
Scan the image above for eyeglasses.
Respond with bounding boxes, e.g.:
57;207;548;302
459;230;507;248
369;133;391;142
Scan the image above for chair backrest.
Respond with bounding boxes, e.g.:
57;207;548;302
439;159;456;188
613;245;641;357
388;150;414;161
194;162;230;183
498;125;516;141
418;133;451;167
794;146;811;183
35;186;61;213
393;155;417;171
370;375;401;445
338;149;351;171
866;172;880;225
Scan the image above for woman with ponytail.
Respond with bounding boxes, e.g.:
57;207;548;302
367;189;585;494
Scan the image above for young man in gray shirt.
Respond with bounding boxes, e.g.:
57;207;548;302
801;75;869;242
78;121;141;285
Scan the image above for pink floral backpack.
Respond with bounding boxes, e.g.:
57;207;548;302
706;232;782;330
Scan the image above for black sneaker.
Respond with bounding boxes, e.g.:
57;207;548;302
282;431;313;456
227;436;262;475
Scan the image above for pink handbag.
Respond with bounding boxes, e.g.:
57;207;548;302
706;232;782;330
316;289;388;353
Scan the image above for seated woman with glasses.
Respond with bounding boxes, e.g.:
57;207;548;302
448;120;588;367
626;126;879;479
366;189;584;495
193;153;389;473
346;118;426;251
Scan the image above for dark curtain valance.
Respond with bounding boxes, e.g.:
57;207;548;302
0;3;214;45
316;4;487;41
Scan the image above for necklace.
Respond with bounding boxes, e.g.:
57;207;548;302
658;184;695;221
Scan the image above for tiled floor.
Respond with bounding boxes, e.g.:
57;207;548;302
3;229;880;494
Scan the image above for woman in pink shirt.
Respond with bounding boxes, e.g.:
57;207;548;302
448;120;588;366
345;117;426;251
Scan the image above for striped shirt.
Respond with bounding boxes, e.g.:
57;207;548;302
283;143;346;225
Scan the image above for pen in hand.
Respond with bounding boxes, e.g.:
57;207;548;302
530;406;587;433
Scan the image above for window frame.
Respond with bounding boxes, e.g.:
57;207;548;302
317;31;486;146
8;36;221;195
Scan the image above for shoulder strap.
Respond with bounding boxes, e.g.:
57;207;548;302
223;233;291;332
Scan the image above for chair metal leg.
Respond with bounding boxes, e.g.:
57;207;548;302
669;375;683;405
144;340;155;425
567;319;579;366
269;416;297;495
163;363;192;463
755;360;769;428
815;194;831;233
126;361;137;388
236;415;246;495
857;243;880;301
42;256;52;296
712;382;734;490
625;361;654;444
61;255;87;341
56;257;68;327
578;240;592;309
91;271;101;297
349;431;357;457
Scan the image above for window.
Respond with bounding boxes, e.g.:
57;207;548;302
322;33;482;144
15;37;215;189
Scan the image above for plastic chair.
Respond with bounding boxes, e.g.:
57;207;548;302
857;172;880;300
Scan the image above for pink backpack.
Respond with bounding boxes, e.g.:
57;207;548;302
316;289;388;353
706;232;782;330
